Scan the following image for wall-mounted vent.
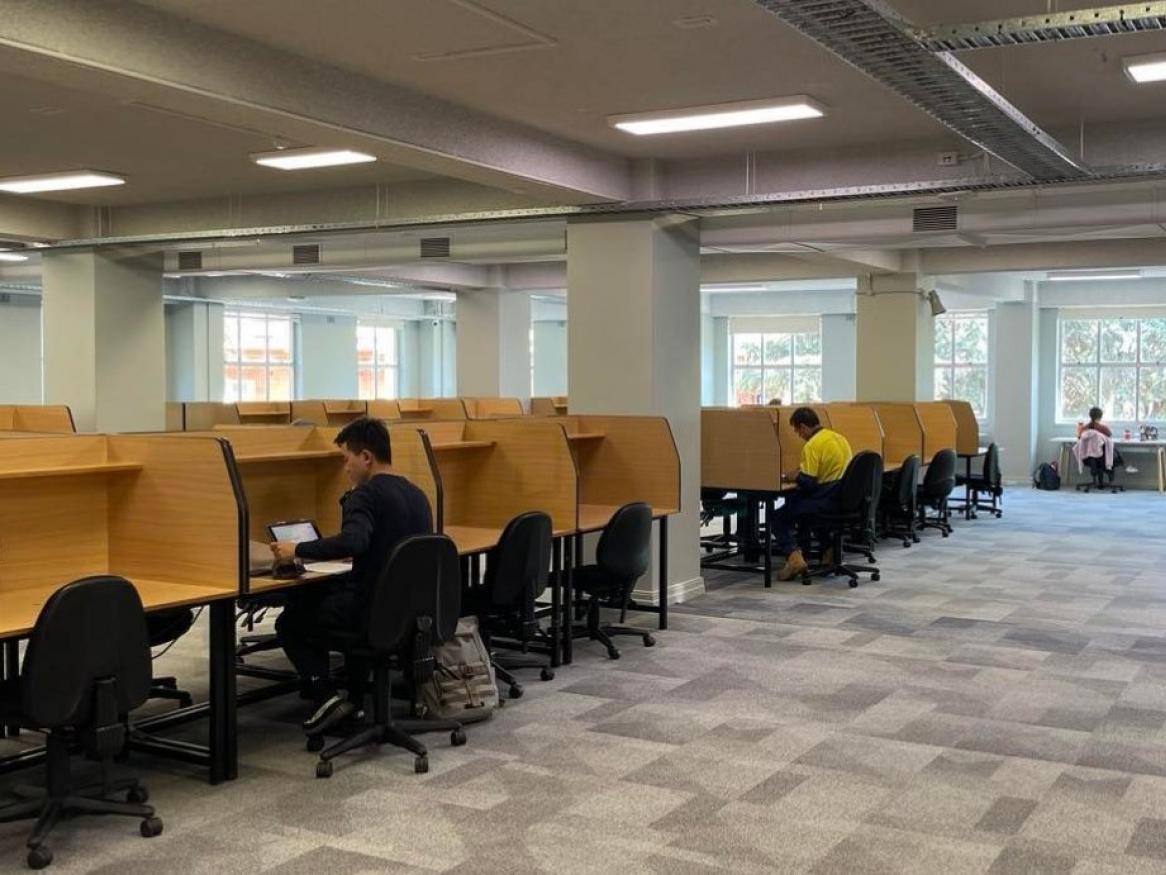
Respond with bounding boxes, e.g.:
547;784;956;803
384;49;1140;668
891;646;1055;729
913;205;958;232
177;251;203;271
420;237;451;258
292;244;320;265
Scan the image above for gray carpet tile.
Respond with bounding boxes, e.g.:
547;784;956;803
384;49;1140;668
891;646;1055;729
2;487;1166;873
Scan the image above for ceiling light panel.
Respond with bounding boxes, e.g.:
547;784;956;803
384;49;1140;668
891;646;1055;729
1124;52;1166;83
0;171;125;194
251;147;377;170
610;96;824;135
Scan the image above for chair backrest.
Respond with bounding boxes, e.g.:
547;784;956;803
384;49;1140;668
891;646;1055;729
367;535;461;652
921;448;958;498
896;454;921;509
983;442;1001;485
21;576;152;729
835;451;883;517
596;502;653;583
483;511;552;609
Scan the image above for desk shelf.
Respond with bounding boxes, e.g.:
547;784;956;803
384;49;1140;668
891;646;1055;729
233;450;342;464
0;461;143;481
430;440;495;451
567;432;605;441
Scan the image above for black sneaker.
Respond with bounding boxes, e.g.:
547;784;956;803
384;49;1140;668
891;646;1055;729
302;694;356;736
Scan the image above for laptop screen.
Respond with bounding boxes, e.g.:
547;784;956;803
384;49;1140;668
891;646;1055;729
268;520;321;544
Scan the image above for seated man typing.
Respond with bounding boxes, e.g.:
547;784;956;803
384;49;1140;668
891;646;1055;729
773;407;853;581
271;417;432;735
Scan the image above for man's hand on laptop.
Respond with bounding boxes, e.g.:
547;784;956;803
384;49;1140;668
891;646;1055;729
271;541;297;563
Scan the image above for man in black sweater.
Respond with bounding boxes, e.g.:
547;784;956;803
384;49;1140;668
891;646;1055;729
271;417;432;735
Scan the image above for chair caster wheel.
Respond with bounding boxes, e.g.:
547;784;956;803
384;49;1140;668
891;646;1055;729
508;684;524;699
540;668;555;682
643;635;655;647
871;573;881;582
606;648;621;660
848;579;859;588
414;755;429;774
306;735;325;753
27;846;52;869
140;816;164;838
315;760;333;779
126;785;149;804
451;729;467;747
178;695;193;708
801;577;812;586
942;531;949;538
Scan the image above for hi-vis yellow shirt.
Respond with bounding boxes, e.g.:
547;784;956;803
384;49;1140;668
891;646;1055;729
800;428;853;484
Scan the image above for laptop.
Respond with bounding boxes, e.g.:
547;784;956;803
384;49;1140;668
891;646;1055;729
263;519;352;579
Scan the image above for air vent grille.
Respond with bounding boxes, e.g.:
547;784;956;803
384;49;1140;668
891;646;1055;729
913;205;959;232
292;244;320;265
177;251;203;271
420;237;451;258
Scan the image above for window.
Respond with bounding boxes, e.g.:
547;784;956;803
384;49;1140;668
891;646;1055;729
223;311;297;402
357;324;400;400
934;313;989;418
731;331;821;406
1058;316;1166;423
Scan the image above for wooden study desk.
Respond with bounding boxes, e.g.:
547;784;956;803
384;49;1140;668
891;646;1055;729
821;404;887;467
367;399;402;420
397;398;468;420
170;402;241;431
290;400;368;426
530;396;567;416
913;401;959;464
464;397;525;419
0;405;76;434
0;433;244;784
236;402;292;425
865;403;924;469
1052;436;1166;493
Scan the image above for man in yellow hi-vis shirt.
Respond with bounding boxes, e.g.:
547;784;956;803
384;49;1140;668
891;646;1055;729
774;407;853;580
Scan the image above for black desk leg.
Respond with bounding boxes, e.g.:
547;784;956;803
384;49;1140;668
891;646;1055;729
208;600;237;784
549;538;562;669
471;554;482;587
575;530;584;568
658;516;668;631
3;641;18;738
563;536;574;664
763;496;773;589
964;457;973;520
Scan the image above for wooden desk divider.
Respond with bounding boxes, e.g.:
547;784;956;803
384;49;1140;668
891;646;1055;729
866;403;924;469
530;396;567;416
941;400;980;455
0;434;241;638
773;405;832;479
464;397;525;419
700;407;782;492
822;404;886;465
290;400;368;425
397;398;468;420
913;401;959;463
181;403;241;431
165;402;185;431
367;399;402;420
0;405;76;434
235;402;292;424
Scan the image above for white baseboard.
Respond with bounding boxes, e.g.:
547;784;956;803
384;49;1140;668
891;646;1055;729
632;575;705;606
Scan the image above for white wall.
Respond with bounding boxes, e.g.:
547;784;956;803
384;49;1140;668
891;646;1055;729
300;314;358;398
533;319;567;396
0;296;41;403
821;313;856;402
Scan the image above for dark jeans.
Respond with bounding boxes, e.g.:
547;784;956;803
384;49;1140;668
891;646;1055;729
275;582;367;702
771;484;840;554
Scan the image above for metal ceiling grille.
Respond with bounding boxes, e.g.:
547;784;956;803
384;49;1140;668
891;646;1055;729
921;3;1166;51
913;205;958;232
420;237;451;258
752;0;1090;181
177;251;202;270
292;243;320;265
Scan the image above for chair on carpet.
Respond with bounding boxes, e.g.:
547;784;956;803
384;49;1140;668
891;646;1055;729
955;443;1005;518
917;448;957;537
879;454;921;548
800;451;883;587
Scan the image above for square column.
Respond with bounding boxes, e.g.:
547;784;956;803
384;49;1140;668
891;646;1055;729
855;274;934;401
455;290;531;402
568;215;703;605
993;295;1040;480
42;249;166;432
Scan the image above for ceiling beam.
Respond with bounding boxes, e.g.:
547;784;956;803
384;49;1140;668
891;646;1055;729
920;3;1166;51
0;0;630;203
921;237;1166;273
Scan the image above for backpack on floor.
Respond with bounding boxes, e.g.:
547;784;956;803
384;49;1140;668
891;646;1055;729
418;616;498;724
1033;462;1061;491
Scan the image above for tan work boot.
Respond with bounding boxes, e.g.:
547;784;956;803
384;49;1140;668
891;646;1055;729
778;549;808;581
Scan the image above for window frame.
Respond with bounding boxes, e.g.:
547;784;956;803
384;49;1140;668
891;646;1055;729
222;309;300;403
933;311;991;423
356;322;401;401
728;328;823;406
1056;315;1166;425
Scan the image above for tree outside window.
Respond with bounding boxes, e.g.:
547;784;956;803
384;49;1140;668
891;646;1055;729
223;311;296;402
357;324;399;400
731;331;822;406
934;313;989;418
1059;317;1166;422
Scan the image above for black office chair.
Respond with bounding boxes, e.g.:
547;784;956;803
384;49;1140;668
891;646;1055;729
699;488;746;554
917;448;957;537
309;535;467;778
879;455;921;548
469;512;555;700
0;576;163;870
955;443;1005;518
145;608;194;708
570;502;656;660
801;451;883;588
1077;453;1125;494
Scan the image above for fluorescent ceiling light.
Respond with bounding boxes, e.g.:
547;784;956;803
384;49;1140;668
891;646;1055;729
610;96;824;135
1047;270;1142;282
251;147;377;170
1123;52;1166;83
0;251;29;262
0;171;125;194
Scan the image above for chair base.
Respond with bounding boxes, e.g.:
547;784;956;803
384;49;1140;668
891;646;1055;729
569;622;655;660
148;676;192;709
493;652;554;700
801;532;880;588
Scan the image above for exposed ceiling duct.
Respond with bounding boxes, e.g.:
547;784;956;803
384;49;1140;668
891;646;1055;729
921;3;1166;51
752;0;1090;180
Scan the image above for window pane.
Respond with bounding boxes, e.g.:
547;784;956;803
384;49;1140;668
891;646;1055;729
377;366;397;399
934;319;953;364
376;328;397;365
1060;367;1095;420
953;367;988;419
934;367;953;401
267;365;293;401
223;364;239;403
1100;319;1137;363
267;319;292;364
223;315;239;363
793;368;822;403
733;367;763;406
1139;366;1166;421
238;365;267;401
763;369;790;405
357;367;374;400
240;317;268;363
733;334;762;366
357;326;375;365
1140;318;1166;364
953;317;988;364
794;332;821;365
1061;320;1097;364
763;334;792;365
1099;367;1137;421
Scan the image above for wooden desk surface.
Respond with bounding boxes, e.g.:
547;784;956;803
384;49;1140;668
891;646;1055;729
576;503;678;534
0;579;234;640
247;565;350;595
444;524;502;556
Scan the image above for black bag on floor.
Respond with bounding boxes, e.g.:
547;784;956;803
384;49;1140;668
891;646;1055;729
1033;462;1061;491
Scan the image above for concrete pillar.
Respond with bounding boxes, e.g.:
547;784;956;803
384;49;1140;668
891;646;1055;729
301;314;358;398
0;295;43;403
42;249;165;432
711;316;730;406
993;294;1040;480
855;273;935;401
455;290;531;402
821;313;857;402
165;300;224;402
567;215;703;605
